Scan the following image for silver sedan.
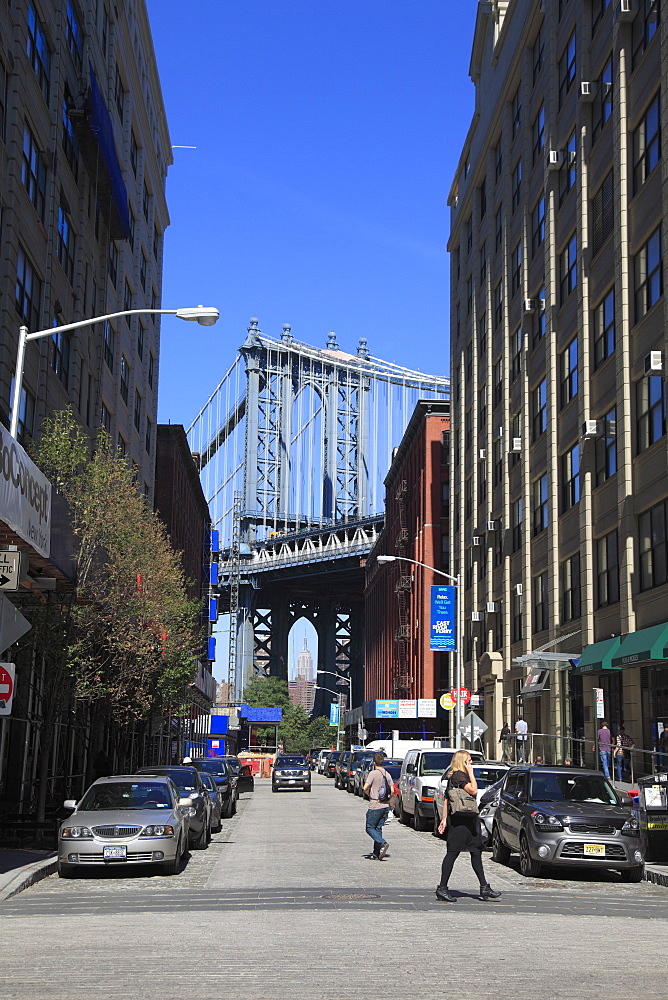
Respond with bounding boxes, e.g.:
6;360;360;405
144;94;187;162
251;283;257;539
58;775;191;877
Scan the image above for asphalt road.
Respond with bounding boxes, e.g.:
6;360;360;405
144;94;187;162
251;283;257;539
1;773;667;999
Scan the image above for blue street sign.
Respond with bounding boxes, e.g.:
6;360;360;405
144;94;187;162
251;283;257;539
430;585;457;652
329;702;340;726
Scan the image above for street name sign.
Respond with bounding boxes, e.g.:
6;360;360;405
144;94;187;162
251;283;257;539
0;550;21;590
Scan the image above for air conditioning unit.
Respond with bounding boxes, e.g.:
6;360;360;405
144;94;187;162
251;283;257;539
547;150;562;170
472;535;481;546
486;519;497;531
580;81;596;102
524;298;536;314
617;0;635;21
511;438;522;453
471;611;485;622
514;583;523;596
486;602;499;614
645;350;663;374
582;419;599;438
479;448;486;460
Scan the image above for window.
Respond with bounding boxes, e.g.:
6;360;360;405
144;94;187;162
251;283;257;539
66;1;83;71
634;227;663;321
100;402;111;434
12;383;35;440
130;130;138;177
636;376;666;452
493;529;503;572
128;207;136;249
140;250;147;291
511;87;522;136
479;313;488;358
494;280;503;329
57;203;75;284
101;4;109;54
512;590;523;643
137;323;145;360
561;553;581;622
592;170;614;257
124;279;133;315
120;355;129;404
117;433;127;458
592;56;613;143
493;438;503;487
561;443;580;511
495;206;503;251
153;226;161;262
634;92;661;194
532;474;548;535
103;322;115;372
466;217;473;254
148;353;155;389
27;3;51;101
533;571;548;633
533;24;544;84
464;477;473;522
465;410;472;450
0;57;6;140
479;178;486;219
511;497;523;552
50;327;70;387
595;407;617;485
143;182;150;220
560;338;578;407
559;132;577;205
512;159;522;212
560;233;577;303
596;530;619;608
21;125;47;221
531;196;545;257
479;391;487;429
531;379;547;440
632;0;660;68
509;413;521;468
108;240;118;286
478;461;487;506
479;242;487;287
532;106;545;165
134;390;142;432
465;340;473;382
639;498;668;592
466;274;473;315
558;32;576;108
511;242;523;297
493;358;503;408
593;288;615;367
145;416;153;455
61;90;79;178
15;247;41;329
495;139;502;183
532;286;546;347
592;0;611;34
114;64;125;119
511;326;524;380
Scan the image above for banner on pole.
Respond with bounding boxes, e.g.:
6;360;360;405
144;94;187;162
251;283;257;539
430;585;457;652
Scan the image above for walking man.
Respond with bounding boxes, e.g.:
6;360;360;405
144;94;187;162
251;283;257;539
615;726;635;781
499;723;512;762
515;716;528;763
363;752;392;860
595;722;613;778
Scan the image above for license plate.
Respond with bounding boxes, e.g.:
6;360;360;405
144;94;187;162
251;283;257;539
288;779;295;784
584;843;605;856
103;845;127;861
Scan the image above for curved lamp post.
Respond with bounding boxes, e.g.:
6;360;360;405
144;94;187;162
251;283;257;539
376;554;462;749
315;668;352;752
10;305;220;438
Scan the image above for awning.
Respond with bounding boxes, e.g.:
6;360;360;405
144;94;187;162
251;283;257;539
571;636;622;675
520;667;549;698
611;622;668;668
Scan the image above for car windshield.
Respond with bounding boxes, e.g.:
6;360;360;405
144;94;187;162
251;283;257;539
223;757;241;774
529;773;618;805
79;782;172;811
276;757;307;767
194;760;229;776
419;752;456;776
138;768;198;793
384;764;402;780
198;773;216;791
473;767;508;787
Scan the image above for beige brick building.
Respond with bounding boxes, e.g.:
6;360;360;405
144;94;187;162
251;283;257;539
449;0;666;767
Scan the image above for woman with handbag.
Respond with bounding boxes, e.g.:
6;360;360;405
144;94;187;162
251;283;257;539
435;750;501;903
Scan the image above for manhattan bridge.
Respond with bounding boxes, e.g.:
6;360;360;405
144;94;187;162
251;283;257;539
187;319;448;713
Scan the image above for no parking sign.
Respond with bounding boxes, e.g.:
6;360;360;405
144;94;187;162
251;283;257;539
0;663;15;715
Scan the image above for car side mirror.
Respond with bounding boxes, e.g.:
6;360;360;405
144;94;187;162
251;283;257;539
178;797;192;808
63;799;77;810
406;764;416;774
240;765;251;776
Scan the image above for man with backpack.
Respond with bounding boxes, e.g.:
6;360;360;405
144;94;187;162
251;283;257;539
362;752;393;860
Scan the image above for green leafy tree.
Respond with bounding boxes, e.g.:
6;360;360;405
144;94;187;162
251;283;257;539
308;715;336;748
241;675;290;710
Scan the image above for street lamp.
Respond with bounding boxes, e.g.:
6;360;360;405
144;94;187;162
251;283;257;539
9;305;220;439
314;669;353;752
376;554;463;749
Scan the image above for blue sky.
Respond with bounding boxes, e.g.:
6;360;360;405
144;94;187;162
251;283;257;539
148;0;479;428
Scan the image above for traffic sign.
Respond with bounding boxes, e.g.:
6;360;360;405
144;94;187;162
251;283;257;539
0;662;16;715
457;711;488;742
451;687;471;704
0;551;21;591
440;693;455;711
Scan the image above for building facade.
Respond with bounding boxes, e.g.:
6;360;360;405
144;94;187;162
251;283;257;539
449;0;666;764
364;399;450;739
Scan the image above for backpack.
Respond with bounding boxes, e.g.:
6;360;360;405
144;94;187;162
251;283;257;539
377;771;392;802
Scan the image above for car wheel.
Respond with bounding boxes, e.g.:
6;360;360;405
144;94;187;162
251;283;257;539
193;822;208;850
492;824;511;865
413;805;428;831
519;834;542;877
347;782;353;793
57;860;75;879
163;840;181;875
272;784;278;792
231;795;237;815
622;866;644;883
398;798;410;825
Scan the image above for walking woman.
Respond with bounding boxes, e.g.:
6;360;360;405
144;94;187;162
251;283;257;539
435;750;501;902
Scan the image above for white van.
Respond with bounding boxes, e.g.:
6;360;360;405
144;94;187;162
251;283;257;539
365;738;450;759
398;747;484;830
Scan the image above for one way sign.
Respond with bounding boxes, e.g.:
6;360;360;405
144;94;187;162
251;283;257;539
0;551;22;591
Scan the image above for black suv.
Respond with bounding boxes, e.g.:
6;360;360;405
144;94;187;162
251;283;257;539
334;751;352;789
136;766;211;849
191;758;240;815
492;766;643;881
324;750;343;778
272;755;311;792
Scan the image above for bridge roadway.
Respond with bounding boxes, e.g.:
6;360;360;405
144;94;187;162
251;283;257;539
1;774;667;999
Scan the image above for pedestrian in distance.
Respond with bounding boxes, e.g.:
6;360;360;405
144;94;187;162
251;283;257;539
593;722;612;778
657;725;668;769
515;716;529;762
499;722;512;762
615;726;635;781
533;755;544;766
435;750;501;903
362;752;393;860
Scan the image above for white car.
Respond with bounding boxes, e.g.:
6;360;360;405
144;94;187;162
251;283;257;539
432;763;510;834
398;748;485;830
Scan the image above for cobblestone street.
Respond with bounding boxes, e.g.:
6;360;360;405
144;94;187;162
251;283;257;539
1;774;667;998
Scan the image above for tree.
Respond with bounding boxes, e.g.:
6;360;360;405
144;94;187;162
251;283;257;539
307;715;336;748
241;676;290;710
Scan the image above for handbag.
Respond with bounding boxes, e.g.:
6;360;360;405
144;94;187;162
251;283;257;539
447;781;479;815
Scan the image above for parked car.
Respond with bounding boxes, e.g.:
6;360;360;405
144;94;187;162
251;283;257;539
58;774;189;877
398;748;484;830
218;755;255;793
356;756;403;798
272;754;311;792
349;752;376;795
318;750;333;774
334;750;352;789
324;750;343;778
136;766;211;848
433;763;510;833
308;748;329;771
190;758;239;816
491;766;644;881
198;772;223;833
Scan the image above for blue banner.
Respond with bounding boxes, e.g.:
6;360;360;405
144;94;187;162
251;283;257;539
329;702;340;726
430;585;457;652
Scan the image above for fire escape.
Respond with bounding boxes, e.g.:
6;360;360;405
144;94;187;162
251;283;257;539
393;480;412;696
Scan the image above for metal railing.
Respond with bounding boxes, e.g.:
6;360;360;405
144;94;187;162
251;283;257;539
496;732;665;785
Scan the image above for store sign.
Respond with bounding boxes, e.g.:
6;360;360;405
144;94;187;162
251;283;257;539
440;693;455;711
430;586;457;652
594;687;605;719
417;698;437;717
398;699;417;718
0;426;51;560
375;700;399;718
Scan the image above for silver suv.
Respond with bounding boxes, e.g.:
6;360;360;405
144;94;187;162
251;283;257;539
492;766;643;881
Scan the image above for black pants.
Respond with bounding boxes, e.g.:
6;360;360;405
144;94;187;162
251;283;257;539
439;847;486;888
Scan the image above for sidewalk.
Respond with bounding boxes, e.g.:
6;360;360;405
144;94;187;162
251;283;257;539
0;848;57;901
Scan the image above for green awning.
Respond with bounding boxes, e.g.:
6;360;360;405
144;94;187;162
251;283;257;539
571;636;622;675
610;622;668;668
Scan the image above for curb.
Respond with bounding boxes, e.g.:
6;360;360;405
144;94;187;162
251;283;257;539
0;854;58;902
643;865;668;889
